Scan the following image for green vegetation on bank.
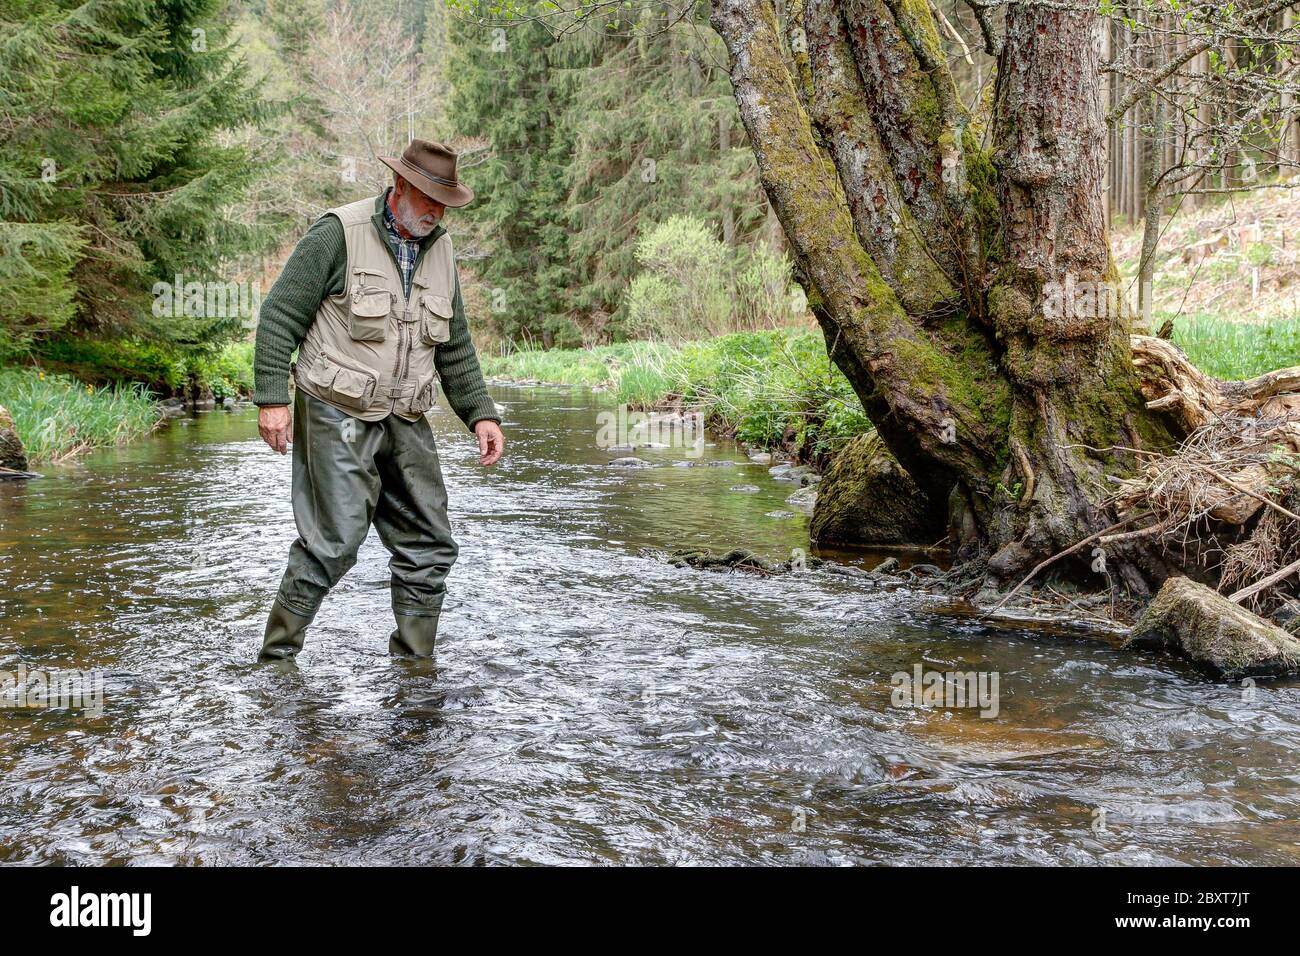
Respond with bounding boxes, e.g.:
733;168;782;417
0;340;254;463
0;0;280;461
0;368;160;463
34;340;255;402
1169;314;1300;379
482;329;870;463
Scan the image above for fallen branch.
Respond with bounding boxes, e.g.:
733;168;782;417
988;514;1148;615
1195;463;1300;524
1229;554;1300;605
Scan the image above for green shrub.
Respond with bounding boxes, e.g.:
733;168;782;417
35;337;189;391
734;243;800;330
626;216;733;340
32;335;256;399
189;341;255;400
623;216;808;341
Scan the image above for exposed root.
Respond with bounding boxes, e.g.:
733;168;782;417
1110;416;1300;611
978;340;1300;622
987;514;1145;615
1078;335;1300;616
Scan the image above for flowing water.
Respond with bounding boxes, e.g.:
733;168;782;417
2;384;1299;865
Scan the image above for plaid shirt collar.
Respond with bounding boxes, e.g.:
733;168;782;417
381;194;421;299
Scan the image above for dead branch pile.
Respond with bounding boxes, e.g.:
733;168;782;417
1117;336;1300;617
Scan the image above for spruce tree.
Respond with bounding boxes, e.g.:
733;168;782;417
0;0;274;360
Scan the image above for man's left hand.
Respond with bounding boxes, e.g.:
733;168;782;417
474;420;505;466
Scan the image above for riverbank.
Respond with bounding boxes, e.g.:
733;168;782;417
481;318;1300;468
0;340;254;464
33;338;255;403
0;368;162;464
7;312;1295;467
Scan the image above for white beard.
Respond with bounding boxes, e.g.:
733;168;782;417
398;213;437;238
393;197;439;238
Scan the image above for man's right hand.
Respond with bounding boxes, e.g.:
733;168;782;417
259;404;293;454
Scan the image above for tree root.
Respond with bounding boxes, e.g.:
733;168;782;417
1131;334;1300;428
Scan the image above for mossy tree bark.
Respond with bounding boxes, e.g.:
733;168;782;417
711;0;1191;594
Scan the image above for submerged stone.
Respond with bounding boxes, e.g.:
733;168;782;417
872;557;900;575
786;486;817;512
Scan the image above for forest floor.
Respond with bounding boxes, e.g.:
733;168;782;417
1113;183;1300;375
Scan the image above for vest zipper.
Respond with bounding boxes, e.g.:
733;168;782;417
392;289;415;412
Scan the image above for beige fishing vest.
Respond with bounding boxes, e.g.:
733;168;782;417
293;195;455;422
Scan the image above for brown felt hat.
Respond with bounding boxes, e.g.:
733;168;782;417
378;139;474;208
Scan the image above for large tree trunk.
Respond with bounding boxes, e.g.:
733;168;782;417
710;0;1185;594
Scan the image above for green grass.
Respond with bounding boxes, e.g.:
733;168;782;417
480;341;674;388
0;367;161;463
1169;314;1300;379
485;329;872;462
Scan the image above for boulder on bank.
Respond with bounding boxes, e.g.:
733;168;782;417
810;433;944;545
0;404;28;471
1125;576;1300;678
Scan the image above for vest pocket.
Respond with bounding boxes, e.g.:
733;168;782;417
419;293;453;345
409;372;438;414
305;352;377;412
348;287;392;343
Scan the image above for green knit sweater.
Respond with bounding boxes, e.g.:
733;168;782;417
253;196;500;432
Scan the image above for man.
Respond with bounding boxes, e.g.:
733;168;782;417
252;139;505;661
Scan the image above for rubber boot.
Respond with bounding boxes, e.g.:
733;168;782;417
389;612;439;658
258;598;316;661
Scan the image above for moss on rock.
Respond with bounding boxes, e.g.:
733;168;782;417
1125;576;1300;679
0;404;27;471
810;432;946;545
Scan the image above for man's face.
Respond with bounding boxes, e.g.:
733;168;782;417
391;176;446;238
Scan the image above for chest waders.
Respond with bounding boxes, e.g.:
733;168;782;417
260;197;460;661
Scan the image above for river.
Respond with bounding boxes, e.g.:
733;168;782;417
2;384;1299;864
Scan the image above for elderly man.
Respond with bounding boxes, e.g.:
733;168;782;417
253;140;504;661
